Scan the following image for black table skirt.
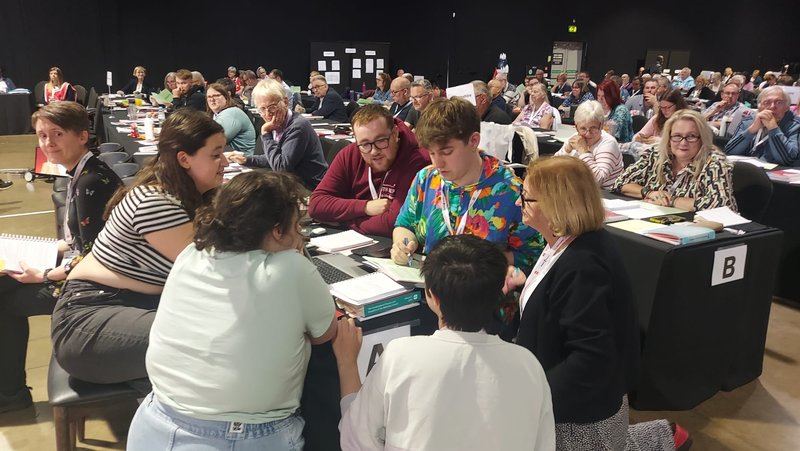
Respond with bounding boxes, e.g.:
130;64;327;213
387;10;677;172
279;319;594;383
0;93;33;135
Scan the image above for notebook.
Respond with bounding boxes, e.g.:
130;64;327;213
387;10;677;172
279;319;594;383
309;230;376;253
0;234;59;273
643;224;715;245
329;272;409;306
362;256;425;285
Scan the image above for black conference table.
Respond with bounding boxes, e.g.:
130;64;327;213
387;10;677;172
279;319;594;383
760;175;800;303
0;93;34;135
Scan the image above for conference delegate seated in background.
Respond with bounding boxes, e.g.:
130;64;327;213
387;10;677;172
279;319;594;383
44;66;75;104
309;105;430;237
612;109;737;212
334;235;555;450
559;79;594;109
309;75;348;122
709;71;723;94
391;97;543;270
610;75;630;102
117;66;153;96
389;77;413;121
597;79;633;143
369;72;392;105
227;66;241;94
516;77;539;109
620;89;689;159
620;73;632;93
555;101;623;189
671;67;696;94
473;80;512;124
0;65;16;92
404;78;435;130
171;69;206;111
205;82;255;155
51;109;228;386
488;79;507;112
686;75;714;103
509;156;687;451
702;81;745;135
721;67;734;85
726;86;800;166
126;171;336;451
513;83;555;130
758;72;776;90
229;79;328;190
551;73;571;95
709;75;755;107
627;77;643;97
214;77;246;110
239;70;257;105
163;72;177;91
0;102;122;413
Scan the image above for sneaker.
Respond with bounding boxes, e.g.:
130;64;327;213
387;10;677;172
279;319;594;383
671;422;693;451
0;386;33;413
0;179;12;190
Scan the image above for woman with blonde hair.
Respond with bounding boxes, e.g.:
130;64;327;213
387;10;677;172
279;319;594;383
514;82;555;130
118;66;153;95
612;109;736;211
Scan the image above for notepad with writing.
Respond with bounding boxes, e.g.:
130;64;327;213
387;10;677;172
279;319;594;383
329;272;409;306
362;256;425;285
0;234;59;273
643;224;715;245
309;230;376;253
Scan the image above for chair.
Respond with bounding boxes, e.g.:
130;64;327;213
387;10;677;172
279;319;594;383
122;176;137;186
346;101;360;120
632;115;649;133
86;87;98;111
97;151;129;166
47;356;140;451
97;142;123;154
112;162;139;178
73;85;88;106
34;81;47;106
732;162;773;222
52;179;68;239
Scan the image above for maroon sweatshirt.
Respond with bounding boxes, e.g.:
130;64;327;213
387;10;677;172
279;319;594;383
308;119;431;237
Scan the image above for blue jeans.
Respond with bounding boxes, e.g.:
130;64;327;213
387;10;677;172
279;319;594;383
127;392;306;450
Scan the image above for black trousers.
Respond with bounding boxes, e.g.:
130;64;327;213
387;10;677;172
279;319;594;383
0;276;57;393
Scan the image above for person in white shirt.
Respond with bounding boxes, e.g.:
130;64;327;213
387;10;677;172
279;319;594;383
126;171;337;451
333;234;555;451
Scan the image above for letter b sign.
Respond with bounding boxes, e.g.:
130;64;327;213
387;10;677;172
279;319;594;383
712;244;747;286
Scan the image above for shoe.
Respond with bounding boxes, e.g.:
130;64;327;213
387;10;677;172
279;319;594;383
0;386;33;413
0;179;12;190
671;422;693;451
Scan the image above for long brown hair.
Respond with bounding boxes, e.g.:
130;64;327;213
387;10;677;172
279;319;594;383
655;89;689;133
104;109;224;219
205;82;232;116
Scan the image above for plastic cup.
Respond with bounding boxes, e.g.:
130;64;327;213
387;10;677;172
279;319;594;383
135;98;143;107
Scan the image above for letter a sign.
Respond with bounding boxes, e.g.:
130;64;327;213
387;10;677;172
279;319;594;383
711;244;747;286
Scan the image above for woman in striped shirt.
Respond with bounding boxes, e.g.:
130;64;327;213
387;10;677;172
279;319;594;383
51;109;229;386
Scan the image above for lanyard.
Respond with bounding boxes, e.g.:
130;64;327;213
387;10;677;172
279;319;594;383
519;235;572;316
750;128;769;156
392;102;410;118
367;166;390;200
63;152;93;243
440;184;481;236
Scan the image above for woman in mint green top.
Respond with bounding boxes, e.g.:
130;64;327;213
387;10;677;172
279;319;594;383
206;82;256;155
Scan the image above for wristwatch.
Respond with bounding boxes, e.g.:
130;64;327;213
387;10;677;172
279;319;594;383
42;268;53;284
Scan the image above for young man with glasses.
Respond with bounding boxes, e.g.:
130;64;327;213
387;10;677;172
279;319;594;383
309;75;348;122
726;86;800;166
228;79;328;189
308;104;430;237
404;79;436;130
389;77;413;121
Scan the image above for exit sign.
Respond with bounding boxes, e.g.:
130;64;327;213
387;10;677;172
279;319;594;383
568;25;577;33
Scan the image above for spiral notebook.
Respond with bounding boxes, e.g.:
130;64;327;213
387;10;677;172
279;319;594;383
0;234;59;273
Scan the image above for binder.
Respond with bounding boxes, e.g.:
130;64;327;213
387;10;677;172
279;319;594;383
0;234;59;273
337;290;423;318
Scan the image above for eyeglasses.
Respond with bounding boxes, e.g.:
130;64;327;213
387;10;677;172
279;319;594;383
519;189;536;203
577;125;601;134
761;99;786;108
257;103;281;115
390;88;407;95
410;92;431;101
659;103;676;110
357;135;392;153
721;90;738;96
311;85;325;91
669;134;701;143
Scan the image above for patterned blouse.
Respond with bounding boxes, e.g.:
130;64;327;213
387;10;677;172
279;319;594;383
395;152;544;269
517;102;556;129
561;92;595;108
611;148;737;211
606;104;633;143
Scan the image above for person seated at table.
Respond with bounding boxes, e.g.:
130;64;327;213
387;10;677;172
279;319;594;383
516;77;540;109
171;69;206;111
487;79;507;112
368;72;392;105
758;72;776;90
309;104;430;237
709;71;723;94
333;235;555;451
228;79;328;190
0;65;16;92
628;76;643;97
625;78;658;119
612;109;737;211
239;70;258;105
597;79;633;143
227;66;241;95
611;75;630;102
671;67;696;94
687;75;714;103
268;69;297;110
514;83;555;130
709;75;755;107
214;77;245;110
389;76;413;121
205;82;255;155
620;73;632;92
126;171;336;451
0;102;122;413
473;80;512;124
404;78;435;130
555;101;623;189
702;81;745;135
43;66;76;104
559;80;594;110
621;89;689;159
726;86;800;167
191;71;206;91
551;72;571;96
117;66;154;96
50;109;228;387
163;72;177;92
508;155;689;451
495;72;517;104
309;75;348;123
391;97;543;269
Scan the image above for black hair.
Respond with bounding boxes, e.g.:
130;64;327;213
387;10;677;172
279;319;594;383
420;235;507;332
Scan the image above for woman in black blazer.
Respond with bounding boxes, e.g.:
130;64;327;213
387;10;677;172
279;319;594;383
117;66;153;95
509;156;690;450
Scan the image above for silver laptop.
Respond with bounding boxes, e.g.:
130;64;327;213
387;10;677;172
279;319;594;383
304;249;370;285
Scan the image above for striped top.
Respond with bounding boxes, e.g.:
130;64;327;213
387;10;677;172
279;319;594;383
556;130;623;189
92;185;191;286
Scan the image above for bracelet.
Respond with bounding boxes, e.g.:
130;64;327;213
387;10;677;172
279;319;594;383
640;187;651;199
42;268;53;284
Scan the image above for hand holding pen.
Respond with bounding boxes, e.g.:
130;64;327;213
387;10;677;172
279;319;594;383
391;237;418;266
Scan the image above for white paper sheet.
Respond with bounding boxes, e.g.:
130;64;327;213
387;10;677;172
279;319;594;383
365;59;374;74
365;50;376;56
325;72;340;84
323;51;335;57
352;59;361;69
345;48;356;54
376;59;384;69
357;325;410;382
317;60;327;71
352;69;361;79
694;206;751;226
446;82;477;105
332;60;340;71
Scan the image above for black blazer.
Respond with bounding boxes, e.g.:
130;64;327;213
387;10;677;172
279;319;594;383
311;90;348;123
120;78;154;95
516;230;640;424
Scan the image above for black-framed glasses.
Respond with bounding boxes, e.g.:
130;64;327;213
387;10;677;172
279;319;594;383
669;134;701;143
519;189;536;203
357;135;392;153
410;92;431;101
311;85;325;91
390;88;407;95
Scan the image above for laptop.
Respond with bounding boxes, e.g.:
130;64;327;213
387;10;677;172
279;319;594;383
304;248;371;285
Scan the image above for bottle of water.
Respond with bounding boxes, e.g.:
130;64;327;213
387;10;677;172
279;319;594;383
158;106;166;122
646;108;654;119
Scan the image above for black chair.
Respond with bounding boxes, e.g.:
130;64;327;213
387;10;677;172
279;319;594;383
732;162;773;222
86;87;98;110
73;85;88;106
112;162;139;178
47;356;140;451
97;151;129;166
52;177;69;240
97;142;123;154
34;81;47;106
622;153;636;168
632;115;649;133
346;101;360;120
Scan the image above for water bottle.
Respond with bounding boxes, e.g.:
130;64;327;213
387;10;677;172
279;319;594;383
362;81;367;94
158;107;166;122
646;108;654;119
144;117;155;141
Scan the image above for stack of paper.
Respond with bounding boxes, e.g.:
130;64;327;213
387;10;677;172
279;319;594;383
694;207;750;227
330;272;408;306
309;230;376;253
767;169;800;183
727;155;778;170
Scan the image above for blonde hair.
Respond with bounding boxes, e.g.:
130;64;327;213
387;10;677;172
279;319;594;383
655;109;716;185
525;156;605;236
252;79;287;102
132;66;146;76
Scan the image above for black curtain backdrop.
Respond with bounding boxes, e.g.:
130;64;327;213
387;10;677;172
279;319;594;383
1;0;798;96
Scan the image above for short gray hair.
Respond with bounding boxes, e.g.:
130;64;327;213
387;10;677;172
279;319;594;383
574;100;605;126
758;86;790;105
471;80;490;98
411;79;432;91
252;79;287;101
311;75;327;85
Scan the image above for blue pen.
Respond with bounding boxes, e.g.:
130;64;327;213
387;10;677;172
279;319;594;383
403;238;413;267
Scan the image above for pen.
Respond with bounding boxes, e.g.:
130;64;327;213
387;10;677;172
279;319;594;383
403;238;413;267
723;227;746;236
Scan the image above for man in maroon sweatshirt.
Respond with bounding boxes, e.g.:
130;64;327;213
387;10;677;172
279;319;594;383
308;104;431;237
